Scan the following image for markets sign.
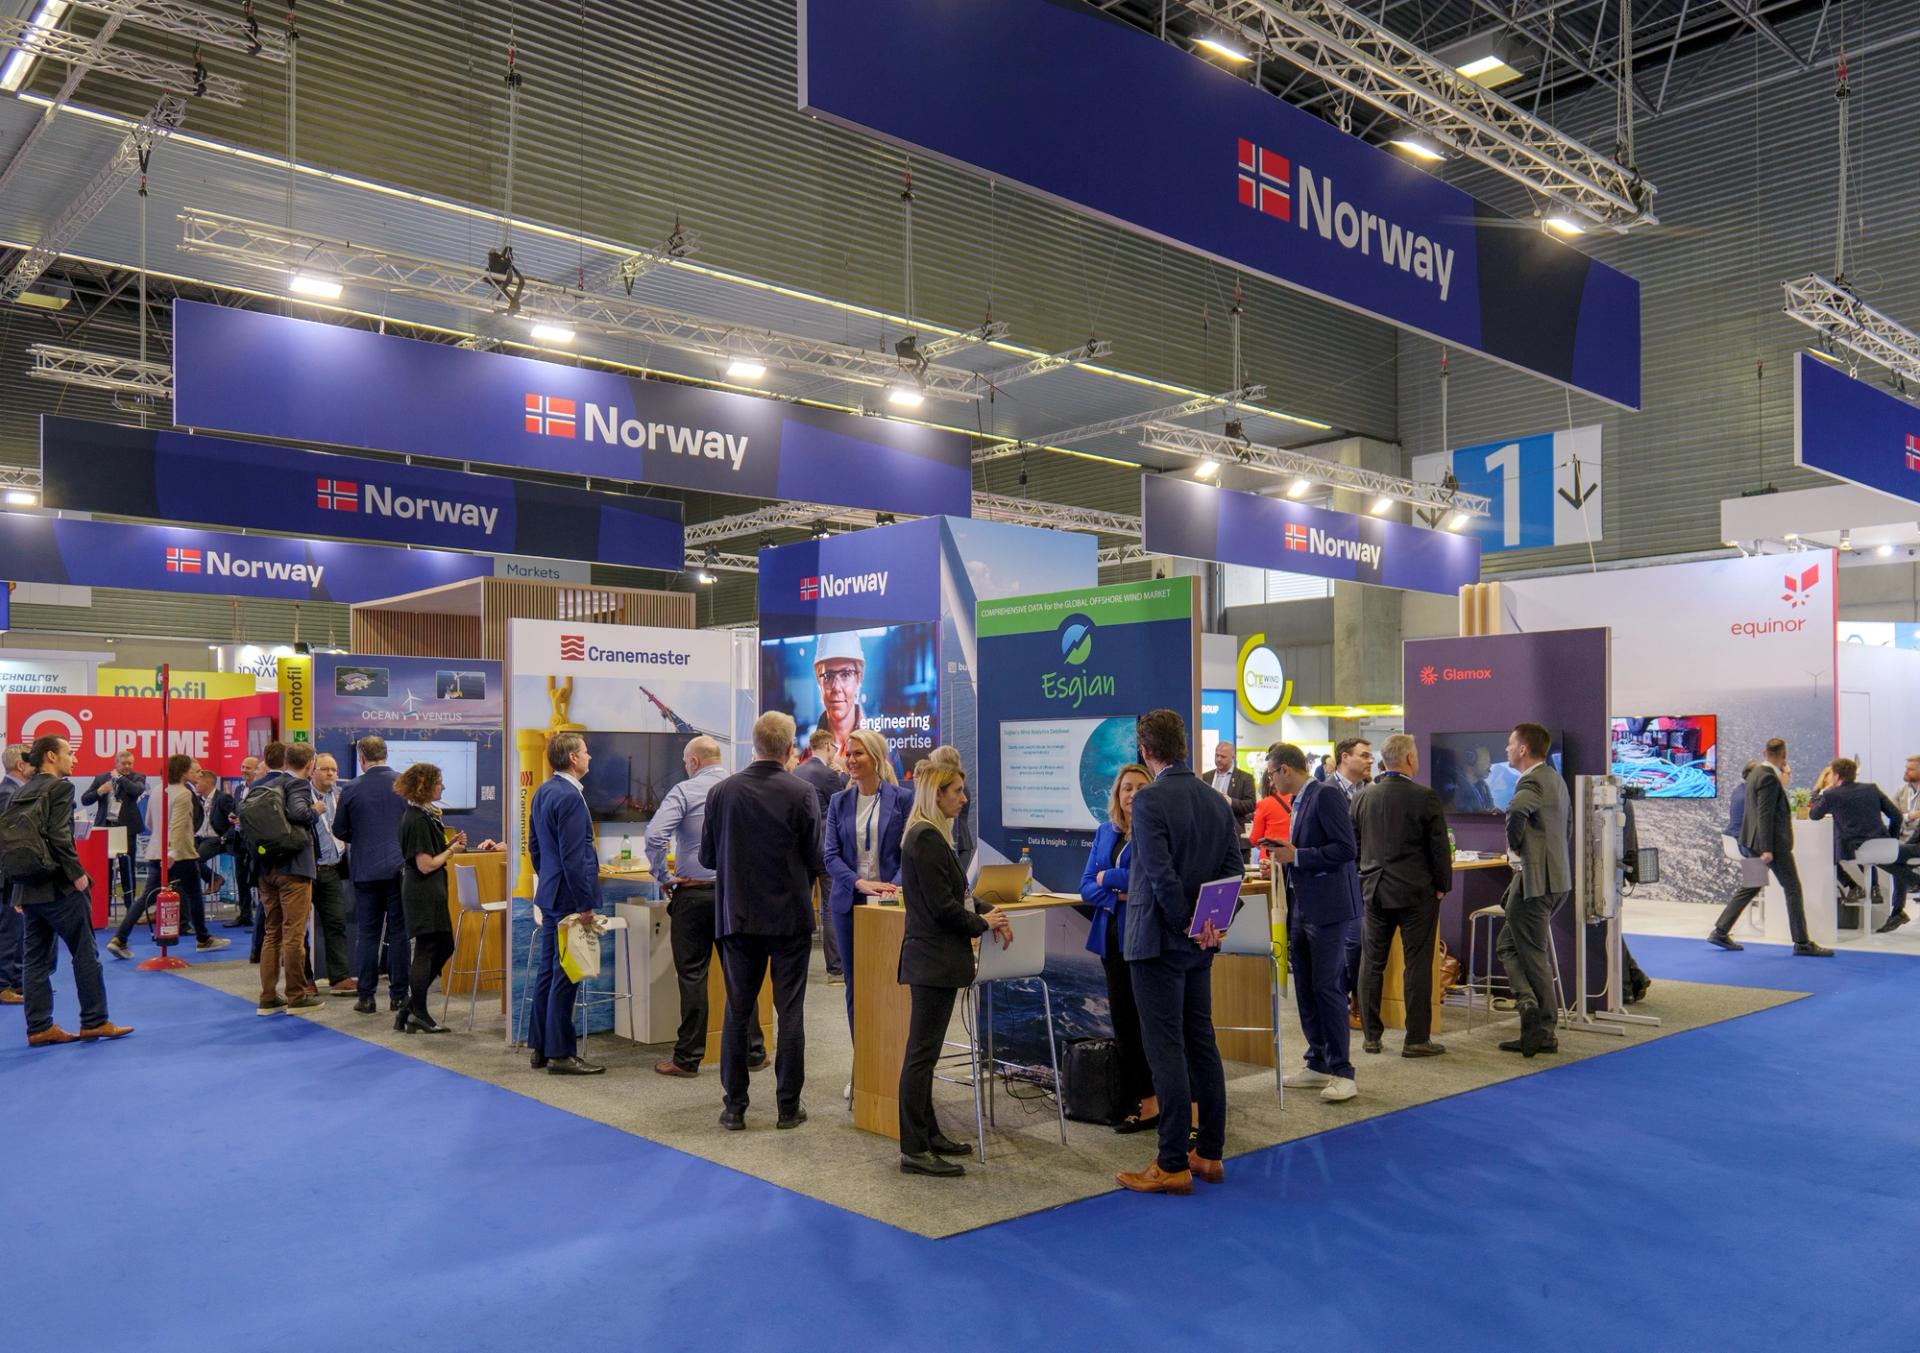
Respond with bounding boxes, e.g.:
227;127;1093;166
172;301;974;518
0;512;491;602
1795;352;1920;505
799;0;1640;408
1141;474;1480;596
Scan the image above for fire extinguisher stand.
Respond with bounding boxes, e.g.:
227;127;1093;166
138;662;188;972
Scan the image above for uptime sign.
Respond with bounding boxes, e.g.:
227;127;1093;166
527;392;751;471
1238;138;1457;302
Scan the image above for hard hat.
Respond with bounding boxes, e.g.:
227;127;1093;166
813;630;867;670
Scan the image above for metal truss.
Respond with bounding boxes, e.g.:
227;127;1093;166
689;550;759;576
1140;422;1492;514
1097;544;1150;568
972;492;1140;537
26;342;173;398
686;490;1145;552
2;95;187;303
177;211;987;403
1185;0;1655;230
0;13;246;104
67;0;289;60
682;502;858;547
973;384;1266;464
978;339;1114;391
0;464;40;491
1782;275;1920;389
919;319;1011;359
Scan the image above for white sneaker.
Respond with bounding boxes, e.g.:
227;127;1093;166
1320;1076;1358;1103
843;1080;853;1101
1281;1068;1331;1089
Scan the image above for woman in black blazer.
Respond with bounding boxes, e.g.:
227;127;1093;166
896;760;1012;1178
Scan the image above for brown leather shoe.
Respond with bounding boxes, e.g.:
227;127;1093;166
1187;1150;1225;1184
654;1059;699;1078
1115;1161;1194;1195
27;1025;78;1046
77;1022;134;1040
0;988;23;1005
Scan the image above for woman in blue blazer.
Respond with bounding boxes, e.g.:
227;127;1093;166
824;727;911;1040
1079;762;1158;1133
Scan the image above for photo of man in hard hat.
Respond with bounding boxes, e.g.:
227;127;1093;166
811;631;869;761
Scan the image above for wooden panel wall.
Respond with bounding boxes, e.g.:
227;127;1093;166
350;609;483;658
481;582;694;658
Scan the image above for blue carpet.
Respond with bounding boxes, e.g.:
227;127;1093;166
5;933;1914;1351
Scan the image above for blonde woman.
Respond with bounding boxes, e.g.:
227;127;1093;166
896;759;1012;1177
1078;763;1159;1133
823;727;911;1038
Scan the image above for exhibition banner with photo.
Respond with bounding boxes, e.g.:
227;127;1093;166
40;416;686;572
0;511;492;602
1142;474;1480;594
1795;352;1920;505
800;0;1641;407
173;301;974;519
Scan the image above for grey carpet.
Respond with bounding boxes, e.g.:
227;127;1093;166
174;955;1802;1238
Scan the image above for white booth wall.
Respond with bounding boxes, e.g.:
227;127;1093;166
1838;643;1920;794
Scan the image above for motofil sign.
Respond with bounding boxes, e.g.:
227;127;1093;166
6;695;223;776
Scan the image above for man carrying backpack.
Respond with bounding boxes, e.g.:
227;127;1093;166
245;742;321;1016
1;735;132;1045
0;743;28;1006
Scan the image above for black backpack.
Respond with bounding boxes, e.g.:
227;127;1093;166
0;786;56;883
1059;1037;1128;1126
239;779;308;861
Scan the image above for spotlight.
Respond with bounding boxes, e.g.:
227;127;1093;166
529;322;574;344
289;272;343;300
1840;529;1854;552
1388;135;1446;162
1543;216;1586;236
811;522;831;540
1194;460;1220;480
1446;511;1469;531
1370;496;1394;515
726;358;766;380
1194;29;1250;62
1784;532;1799;541
1286;478;1312;499
5;490;37;506
875;512;897;526
1877;543;1896;557
886;385;924;410
485;246;526;315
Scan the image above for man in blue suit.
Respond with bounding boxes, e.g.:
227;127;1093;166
1115;709;1244;1197
1266;742;1362;1103
332;737;410;1015
527;732;606;1076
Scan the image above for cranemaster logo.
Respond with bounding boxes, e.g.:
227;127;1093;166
525;390;750;471
1236;137;1457;302
559;634;587;661
557;630;690;667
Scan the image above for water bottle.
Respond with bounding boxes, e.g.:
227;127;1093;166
1447;826;1457;856
620;833;633;864
1019;844;1034;897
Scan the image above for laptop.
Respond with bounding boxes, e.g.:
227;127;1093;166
973;862;1032;909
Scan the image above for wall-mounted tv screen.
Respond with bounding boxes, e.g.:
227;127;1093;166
1609;715;1717;798
362;738;480;813
578;731;692;824
1430;730;1563;815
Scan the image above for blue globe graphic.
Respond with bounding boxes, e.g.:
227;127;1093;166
1077;716;1139;820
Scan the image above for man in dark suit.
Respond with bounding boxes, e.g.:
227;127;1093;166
1351;734;1453;1058
526;732;606;1076
81;748;146;908
793;729;849;979
215;757;259;928
1266;742;1362;1103
1206;741;1257;834
1809;757;1919;934
1497;723;1572;1056
700;711;824;1131
1115;709;1244;1196
0;743;30;1004
1711;738;1832;956
333;737;410;1014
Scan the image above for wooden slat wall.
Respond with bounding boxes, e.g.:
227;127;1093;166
353;582;693;660
350;609;483;658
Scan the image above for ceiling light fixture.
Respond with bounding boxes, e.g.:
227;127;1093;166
1370;496;1394;516
1840;528;1854;552
1439;32;1526;88
1194;29;1251;63
5;490;37;506
1194;460;1220;481
529;322;574;344
1543;216;1586;236
1446;511;1469;531
1286;477;1312;499
726;358;766;381
1806;345;1847;367
1387;135;1446;163
1784;532;1799;541
886;385;925;410
288;271;343;300
0;0;69;94
1877;543;1895;557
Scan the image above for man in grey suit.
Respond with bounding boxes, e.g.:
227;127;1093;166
1710;738;1832;956
1497;723;1570;1058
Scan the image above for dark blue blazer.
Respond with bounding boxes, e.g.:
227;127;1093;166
1810;781;1901;859
1123;765;1245;962
1078;822;1133;958
1723;781;1747;845
822;780;910;917
332;764;407;883
1284;777;1362;927
528;775;602;918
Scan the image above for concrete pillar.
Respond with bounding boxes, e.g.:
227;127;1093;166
1324;437;1404;711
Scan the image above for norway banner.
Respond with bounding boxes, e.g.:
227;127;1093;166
799;0;1640;408
1795;352;1920;505
39;416;685;571
171;301;975;518
0;512;492;602
1140;474;1480;595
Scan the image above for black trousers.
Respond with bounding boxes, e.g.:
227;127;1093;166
666;885;762;1071
1497;889;1563;1015
1097;913;1155;1108
310;864;352;985
1714;853;1810;944
1360;897;1440;1044
231;850;254;923
898;984;960;1154
354;875;408;1002
22;889;108;1036
408;931;455;1017
717;931;810;1116
1129;945;1226;1173
115;859;210;944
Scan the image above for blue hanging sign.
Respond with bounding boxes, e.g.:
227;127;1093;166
170;301;975;518
1795;352;1920;504
798;0;1640;408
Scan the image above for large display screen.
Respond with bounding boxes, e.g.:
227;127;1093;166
1609;715;1717;798
1430;730;1563;815
759;621;937;776
364;738;480;812
578;731;689;824
999;716;1141;832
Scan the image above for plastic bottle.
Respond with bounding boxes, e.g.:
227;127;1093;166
1019;844;1034;896
620;833;633;864
1447;826;1457;856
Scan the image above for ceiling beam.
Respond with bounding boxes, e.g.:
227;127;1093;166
1139;421;1492;513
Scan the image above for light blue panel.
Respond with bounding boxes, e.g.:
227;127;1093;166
1451;432;1558;553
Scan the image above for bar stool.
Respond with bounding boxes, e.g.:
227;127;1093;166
513;903;543;1048
513;904;635;1043
938;910;1067;1164
1464;900;1565;1032
1842;838;1900;936
442;864;509;1030
1211;890;1288;1104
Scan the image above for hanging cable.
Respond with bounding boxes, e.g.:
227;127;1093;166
283;3;298;233
487;10;527;313
1833;49;1851;285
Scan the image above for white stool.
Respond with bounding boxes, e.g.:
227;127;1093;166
948;910;1067;1164
1841;838;1901;936
513;903;635;1044
442;864;509;1030
1210;889;1288;1104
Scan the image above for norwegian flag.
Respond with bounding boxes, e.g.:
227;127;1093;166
1284;524;1309;552
1906;433;1920;472
799;576;821;601
316;478;358;511
1237;138;1291;222
525;393;577;438
165;547;202;574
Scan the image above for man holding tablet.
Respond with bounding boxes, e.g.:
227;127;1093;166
1115;708;1245;1197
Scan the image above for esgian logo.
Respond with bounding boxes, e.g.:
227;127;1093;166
1042;614;1113;708
1059;613;1094;667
